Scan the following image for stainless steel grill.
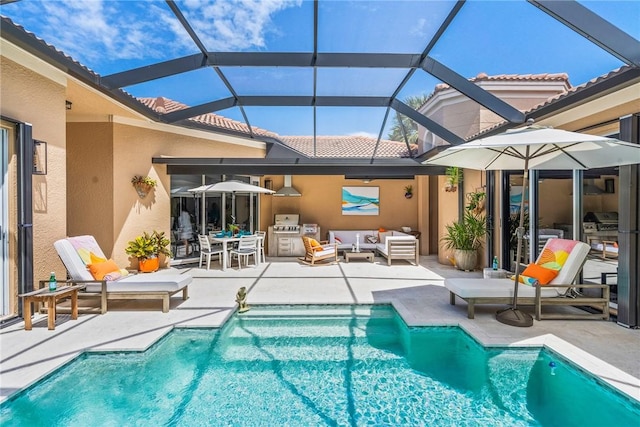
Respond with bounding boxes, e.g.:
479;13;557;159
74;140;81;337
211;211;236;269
583;212;618;245
584;212;618;231
272;214;300;234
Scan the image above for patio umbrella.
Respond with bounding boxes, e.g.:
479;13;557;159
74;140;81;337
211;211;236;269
425;124;640;327
188;180;275;232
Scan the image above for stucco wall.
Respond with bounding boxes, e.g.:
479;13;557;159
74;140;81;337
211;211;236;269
108;123;265;267
260;175;422;248
0;56;67;285
66;123;114;255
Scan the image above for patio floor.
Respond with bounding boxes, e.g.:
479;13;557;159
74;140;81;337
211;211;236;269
1;255;638;404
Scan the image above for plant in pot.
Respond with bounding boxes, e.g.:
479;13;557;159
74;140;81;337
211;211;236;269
466;190;486;215
131;175;157;199
441;211;488;271
404;185;413;199
125;230;171;272
444;166;462;192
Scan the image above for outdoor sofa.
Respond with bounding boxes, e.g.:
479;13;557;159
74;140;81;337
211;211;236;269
328;230;419;265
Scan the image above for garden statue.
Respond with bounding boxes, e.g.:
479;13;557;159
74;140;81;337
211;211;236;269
235;287;250;313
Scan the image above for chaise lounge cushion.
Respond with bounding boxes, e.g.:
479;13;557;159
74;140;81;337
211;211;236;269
446;239;591;299
54;237;191;293
446;278;560;299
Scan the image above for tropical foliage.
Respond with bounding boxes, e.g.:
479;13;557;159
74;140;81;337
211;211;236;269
125;230;171;260
387;94;429;143
441;211;488;251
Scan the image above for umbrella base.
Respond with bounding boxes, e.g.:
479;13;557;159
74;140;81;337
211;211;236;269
496;307;533;327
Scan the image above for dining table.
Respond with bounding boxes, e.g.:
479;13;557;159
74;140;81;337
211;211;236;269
209;234;263;271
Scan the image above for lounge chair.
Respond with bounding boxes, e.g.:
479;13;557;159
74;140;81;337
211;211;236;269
301;236;339;265
54;235;191;313
446;238;610;321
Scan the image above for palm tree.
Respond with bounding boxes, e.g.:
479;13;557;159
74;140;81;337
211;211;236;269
387;94;429;143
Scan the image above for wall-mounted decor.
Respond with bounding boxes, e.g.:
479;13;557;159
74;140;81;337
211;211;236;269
509;186;528;215
131;175;157;199
604;178;615;194
342;186;379;216
33;140;47;175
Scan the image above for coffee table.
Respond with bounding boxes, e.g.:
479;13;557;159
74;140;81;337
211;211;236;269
344;251;374;263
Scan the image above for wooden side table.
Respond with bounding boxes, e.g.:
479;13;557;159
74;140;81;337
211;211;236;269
20;285;85;330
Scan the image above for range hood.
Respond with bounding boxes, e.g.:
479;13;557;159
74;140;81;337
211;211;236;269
584;179;605;195
273;175;301;197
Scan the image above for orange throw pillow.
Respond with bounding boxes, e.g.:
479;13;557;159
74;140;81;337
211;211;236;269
88;259;121;280
309;238;323;252
521;263;559;285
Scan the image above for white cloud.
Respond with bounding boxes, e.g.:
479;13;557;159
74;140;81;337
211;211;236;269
348;131;378;139
181;0;302;51
6;0;301;71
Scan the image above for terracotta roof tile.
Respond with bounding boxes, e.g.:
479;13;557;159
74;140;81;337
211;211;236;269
137;97;277;137
420;72;571;110
467;66;632;139
279;136;417;158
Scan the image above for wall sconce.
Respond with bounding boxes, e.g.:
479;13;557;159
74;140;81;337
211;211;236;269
65;100;72;110
264;178;273;191
33;140;47;175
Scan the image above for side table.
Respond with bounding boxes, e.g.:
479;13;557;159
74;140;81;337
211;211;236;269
20;285;86;330
483;268;508;279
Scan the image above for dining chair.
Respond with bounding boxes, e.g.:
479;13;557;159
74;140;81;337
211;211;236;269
229;235;258;269
197;235;224;270
254;230;266;263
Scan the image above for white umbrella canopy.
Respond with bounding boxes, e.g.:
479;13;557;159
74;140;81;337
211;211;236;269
188;180;275;194
425;125;640;327
425;126;640;171
188;180;274;234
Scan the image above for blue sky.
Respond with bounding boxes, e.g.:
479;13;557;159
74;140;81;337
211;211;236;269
2;0;638;137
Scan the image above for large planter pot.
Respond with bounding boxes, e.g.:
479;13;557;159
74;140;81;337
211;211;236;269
454;249;477;271
138;256;159;273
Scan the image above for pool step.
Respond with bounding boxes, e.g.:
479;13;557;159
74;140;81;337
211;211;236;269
214;308;404;362
234;304;397;320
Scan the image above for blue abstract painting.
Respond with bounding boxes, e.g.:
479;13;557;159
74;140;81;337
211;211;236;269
342;187;379;216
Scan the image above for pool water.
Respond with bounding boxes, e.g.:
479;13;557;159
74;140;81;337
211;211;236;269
2;305;639;426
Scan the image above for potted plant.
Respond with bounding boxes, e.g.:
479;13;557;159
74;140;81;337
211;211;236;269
444;166;462;192
466;190;486;215
131;175;157;199
404;185;413;199
441;211;487;271
125;230;171;272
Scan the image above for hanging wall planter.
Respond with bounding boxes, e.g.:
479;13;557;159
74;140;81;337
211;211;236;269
404;185;413;199
444;166;462;192
131;175;157;199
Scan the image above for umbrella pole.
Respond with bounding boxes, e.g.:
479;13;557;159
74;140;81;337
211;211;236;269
496;153;533;327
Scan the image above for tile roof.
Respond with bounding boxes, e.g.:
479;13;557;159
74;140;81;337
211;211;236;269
279;136;417;158
466;66;633;139
421;72;571;110
525;66;629;112
137;97;416;158
137;97;277;137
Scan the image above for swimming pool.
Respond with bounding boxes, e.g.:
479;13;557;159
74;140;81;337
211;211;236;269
2;305;639;426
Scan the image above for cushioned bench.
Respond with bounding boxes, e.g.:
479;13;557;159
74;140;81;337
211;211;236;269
54;236;191;313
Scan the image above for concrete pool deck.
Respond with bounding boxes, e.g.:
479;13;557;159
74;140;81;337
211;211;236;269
1;255;638;404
